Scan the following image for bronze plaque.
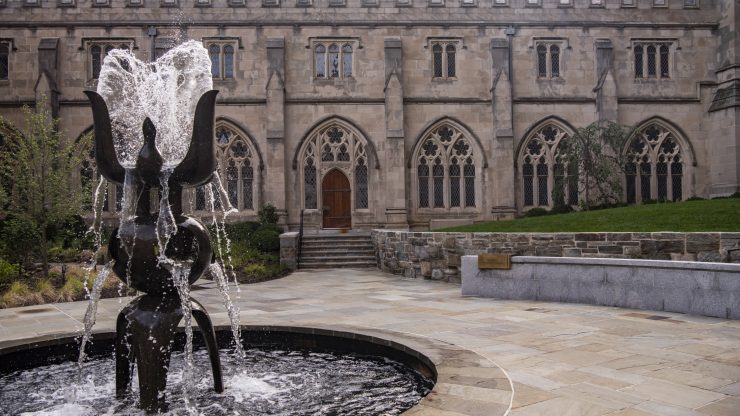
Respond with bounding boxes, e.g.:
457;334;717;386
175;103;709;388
478;254;512;270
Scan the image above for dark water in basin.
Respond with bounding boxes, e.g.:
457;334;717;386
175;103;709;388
0;347;433;415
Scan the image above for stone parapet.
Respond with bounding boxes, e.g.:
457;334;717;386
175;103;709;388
371;230;740;282
461;255;740;319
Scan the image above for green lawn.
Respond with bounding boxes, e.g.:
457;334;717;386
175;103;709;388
439;198;740;233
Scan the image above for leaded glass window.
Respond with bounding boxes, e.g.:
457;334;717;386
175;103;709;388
519;122;573;209
415;122;477;210
194;121;259;212
634;41;671;79
432;45;443;78
88;40;134;81
315;44;326;78
647;45;656;77
431;41;458;79
299;120;372;210
446;45;456;78
209;44;220;78
355;158;368;209
625;122;686;203
535;42;563;79
0;43;7;81
314;41;355;79
342;44;353;78
328;44;339;78
206;42;236;79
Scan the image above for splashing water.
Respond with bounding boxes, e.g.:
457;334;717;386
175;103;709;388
80;38;250;412
96;40;213;168
77;263;113;367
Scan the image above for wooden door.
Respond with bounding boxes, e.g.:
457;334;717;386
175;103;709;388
322;169;351;229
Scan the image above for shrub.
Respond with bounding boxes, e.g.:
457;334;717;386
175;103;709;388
35;279;56;303
252;227;281;252
686;196;706;201
0;258;19;287
258;203;279;225
243;264;267;276
524;208;549;217
0;281;38;308
224;221;260;244
48;246;80;263
57;274;86;303
550;205;574;215
0;215;42;269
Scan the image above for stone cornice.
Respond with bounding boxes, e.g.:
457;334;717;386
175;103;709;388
0;20;720;30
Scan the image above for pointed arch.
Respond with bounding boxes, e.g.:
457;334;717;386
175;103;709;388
407;116;488;169
623;116;694;203
517;116;577;209
410;117;484;211
193;118;263;212
292;115;379;170
295;116;375;211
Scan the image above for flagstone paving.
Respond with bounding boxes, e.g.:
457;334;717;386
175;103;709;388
1;269;740;415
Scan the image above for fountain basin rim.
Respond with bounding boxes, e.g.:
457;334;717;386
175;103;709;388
0;324;512;416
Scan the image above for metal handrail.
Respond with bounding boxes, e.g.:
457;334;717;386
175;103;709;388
297;209;305;267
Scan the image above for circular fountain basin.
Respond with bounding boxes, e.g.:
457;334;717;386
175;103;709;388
0;325;513;415
0;326;435;415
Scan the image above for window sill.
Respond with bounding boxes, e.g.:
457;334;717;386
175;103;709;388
431;77;457;83
536;76;566;84
313;77;355;86
633;77;673;83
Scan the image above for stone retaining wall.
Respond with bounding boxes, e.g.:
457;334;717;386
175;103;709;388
371;230;740;282
461;256;740;319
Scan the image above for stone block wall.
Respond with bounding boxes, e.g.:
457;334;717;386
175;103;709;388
371;230;740;281
461;256;740;319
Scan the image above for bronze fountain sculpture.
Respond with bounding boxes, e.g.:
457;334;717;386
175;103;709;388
84;89;223;413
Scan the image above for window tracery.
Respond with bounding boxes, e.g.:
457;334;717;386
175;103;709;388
300;121;370;210
519;122;578;208
313;41;354;79
195;122;258;211
625;123;685;203
415;123;476;210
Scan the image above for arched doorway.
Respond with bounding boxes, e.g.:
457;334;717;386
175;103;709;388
322;169;351;228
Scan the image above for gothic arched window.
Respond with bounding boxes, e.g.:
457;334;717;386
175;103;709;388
299;120;371;210
342;44;353;78
195;121;259;212
625;122;687;203
519;122;575;209
415;123;476;210
315;44;326;78
209;44;220;78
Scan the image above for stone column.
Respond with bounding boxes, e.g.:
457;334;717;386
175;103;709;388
383;38;408;229
594;39;617;122
490;38;516;219
265;38;288;224
707;0;740;197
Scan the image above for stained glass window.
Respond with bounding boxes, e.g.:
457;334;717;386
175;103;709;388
0;44;8;80
446;45;456;78
519;122;572;209
625;123;687;203
315;44;326;78
432;44;443;78
355;159;368;209
342;44;353;78
416;123;476;210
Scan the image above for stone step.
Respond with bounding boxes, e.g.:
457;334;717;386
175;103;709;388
298;261;377;269
301;238;373;245
300;247;375;254
300;242;374;249
299;255;376;263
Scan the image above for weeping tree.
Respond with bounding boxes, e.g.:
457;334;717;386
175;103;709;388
0;100;92;276
554;121;633;210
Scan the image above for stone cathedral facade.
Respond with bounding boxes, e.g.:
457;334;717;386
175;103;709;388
0;0;737;231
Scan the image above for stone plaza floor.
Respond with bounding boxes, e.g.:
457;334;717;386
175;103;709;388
1;269;739;415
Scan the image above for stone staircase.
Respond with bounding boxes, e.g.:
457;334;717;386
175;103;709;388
298;234;377;269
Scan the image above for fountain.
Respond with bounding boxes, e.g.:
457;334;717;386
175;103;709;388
84;87;222;412
0;42;435;415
